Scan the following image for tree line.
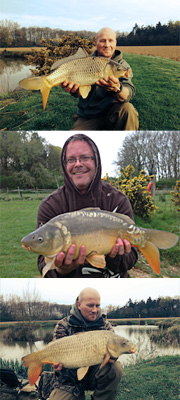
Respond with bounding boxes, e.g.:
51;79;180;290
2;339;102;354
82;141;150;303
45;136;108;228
114;131;180;184
116;21;180;46
0;19;96;48
0;19;179;48
107;297;180;319
1;294;179;322
0;132;63;189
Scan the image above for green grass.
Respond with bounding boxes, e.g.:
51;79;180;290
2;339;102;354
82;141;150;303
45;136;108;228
0;54;179;130
1;356;179;400
0;192;179;277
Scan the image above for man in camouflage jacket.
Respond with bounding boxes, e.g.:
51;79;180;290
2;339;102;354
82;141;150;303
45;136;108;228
47;287;123;400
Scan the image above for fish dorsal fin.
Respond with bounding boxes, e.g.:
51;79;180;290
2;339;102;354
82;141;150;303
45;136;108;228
77;366;89;380
86;253;106;268
79;85;92;98
80;207;100;211
51;47;88;70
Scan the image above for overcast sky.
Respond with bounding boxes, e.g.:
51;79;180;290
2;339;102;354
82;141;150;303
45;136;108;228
38;131;129;177
1;278;179;307
1;0;179;32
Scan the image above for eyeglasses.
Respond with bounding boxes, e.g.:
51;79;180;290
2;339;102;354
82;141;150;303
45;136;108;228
65;155;95;165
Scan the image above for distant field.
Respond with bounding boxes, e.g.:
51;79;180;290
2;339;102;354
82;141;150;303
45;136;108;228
117;45;180;61
0;45;179;60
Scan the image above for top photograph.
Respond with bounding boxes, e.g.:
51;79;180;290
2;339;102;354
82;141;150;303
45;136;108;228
0;0;179;131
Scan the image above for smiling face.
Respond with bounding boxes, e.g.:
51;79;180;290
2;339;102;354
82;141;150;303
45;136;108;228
95;28;117;58
65;140;96;194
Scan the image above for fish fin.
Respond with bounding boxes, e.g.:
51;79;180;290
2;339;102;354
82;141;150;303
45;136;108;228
42;257;56;278
144;229;179;249
22;354;42;385
77;366;89;381
28;362;43;385
19;76;51;110
79;85;92;98
86;254;106;268
100;352;111;369
138;241;160;275
51;47;88;70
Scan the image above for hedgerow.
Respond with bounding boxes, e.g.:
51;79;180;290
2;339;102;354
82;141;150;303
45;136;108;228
170;180;180;212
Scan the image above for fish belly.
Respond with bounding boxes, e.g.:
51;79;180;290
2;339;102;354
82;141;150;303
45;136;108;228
47;57;110;87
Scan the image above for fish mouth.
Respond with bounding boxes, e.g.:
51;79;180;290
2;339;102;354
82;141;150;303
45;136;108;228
130;345;138;354
21;243;32;251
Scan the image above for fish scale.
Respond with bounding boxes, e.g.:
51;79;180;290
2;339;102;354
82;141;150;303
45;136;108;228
46;57;110;87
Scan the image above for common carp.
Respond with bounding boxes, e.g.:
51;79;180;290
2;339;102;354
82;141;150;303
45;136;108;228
19;48;131;109
22;330;137;385
21;208;179;277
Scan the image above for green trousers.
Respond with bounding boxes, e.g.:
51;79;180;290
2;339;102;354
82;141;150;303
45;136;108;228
71;102;139;131
49;361;123;400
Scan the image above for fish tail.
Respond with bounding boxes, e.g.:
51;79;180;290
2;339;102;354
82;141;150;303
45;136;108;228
138;230;178;275
138;241;160;275
22;353;42;385
19;76;51;109
144;229;179;250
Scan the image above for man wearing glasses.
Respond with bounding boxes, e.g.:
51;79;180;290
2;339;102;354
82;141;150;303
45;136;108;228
37;133;138;277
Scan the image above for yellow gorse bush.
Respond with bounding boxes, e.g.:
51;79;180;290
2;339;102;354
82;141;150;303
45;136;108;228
26;34;95;76
170;181;180;212
103;165;157;218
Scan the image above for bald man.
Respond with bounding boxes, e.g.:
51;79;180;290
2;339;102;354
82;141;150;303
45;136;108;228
48;288;123;400
61;27;139;131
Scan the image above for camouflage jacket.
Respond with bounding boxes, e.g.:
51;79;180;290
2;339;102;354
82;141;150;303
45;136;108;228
38;304;114;398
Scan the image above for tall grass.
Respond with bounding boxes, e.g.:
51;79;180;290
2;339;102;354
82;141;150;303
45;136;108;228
0;54;179;130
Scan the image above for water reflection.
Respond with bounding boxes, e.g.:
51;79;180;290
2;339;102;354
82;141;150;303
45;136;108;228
1;325;179;366
0;58;34;92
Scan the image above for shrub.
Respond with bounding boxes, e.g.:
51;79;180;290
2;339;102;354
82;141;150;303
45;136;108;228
26;34;96;76
170;180;180;211
103;165;157;218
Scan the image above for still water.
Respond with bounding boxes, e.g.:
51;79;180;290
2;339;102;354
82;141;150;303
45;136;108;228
1;325;179;366
0;58;34;92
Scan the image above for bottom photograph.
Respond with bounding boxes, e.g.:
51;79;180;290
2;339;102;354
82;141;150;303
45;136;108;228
0;278;179;400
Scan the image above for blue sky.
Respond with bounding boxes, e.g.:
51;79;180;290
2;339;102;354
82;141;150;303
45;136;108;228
1;278;179;307
1;0;179;32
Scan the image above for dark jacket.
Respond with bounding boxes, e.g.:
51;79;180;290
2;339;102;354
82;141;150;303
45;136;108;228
37;134;138;277
77;49;135;118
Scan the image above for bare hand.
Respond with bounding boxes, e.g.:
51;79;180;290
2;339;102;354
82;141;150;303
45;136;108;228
61;80;80;96
54;244;86;275
108;238;131;258
96;76;120;93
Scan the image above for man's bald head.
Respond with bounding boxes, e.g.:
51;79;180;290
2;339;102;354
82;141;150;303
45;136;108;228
95;27;117;58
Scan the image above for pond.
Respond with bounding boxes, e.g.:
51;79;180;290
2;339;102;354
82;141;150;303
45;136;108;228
1;325;179;367
0;58;34;92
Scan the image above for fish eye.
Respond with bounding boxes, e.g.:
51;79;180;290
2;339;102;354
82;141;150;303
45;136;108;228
38;236;44;243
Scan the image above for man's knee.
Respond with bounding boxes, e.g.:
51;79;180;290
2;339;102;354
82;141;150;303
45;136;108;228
110;361;123;382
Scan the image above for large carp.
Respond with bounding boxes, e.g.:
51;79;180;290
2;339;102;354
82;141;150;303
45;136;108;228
21;208;179;277
22;330;137;385
19;48;131;109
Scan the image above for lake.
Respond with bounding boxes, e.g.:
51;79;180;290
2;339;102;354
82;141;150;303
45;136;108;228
1;325;179;367
0;58;34;92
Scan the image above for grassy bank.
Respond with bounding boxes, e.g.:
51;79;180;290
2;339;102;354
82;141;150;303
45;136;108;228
0;54;179;130
0;356;179;400
0;192;179;278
